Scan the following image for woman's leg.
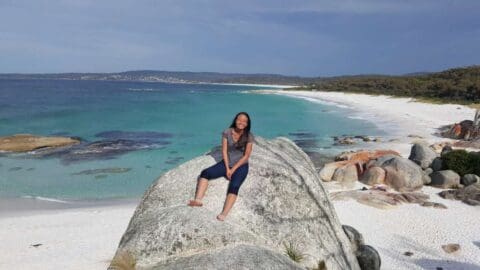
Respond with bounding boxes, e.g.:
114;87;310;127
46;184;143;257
217;163;249;220
188;160;227;206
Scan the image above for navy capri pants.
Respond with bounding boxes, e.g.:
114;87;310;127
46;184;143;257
199;159;249;195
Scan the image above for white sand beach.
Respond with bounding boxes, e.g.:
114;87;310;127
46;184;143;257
326;181;480;270
0;198;138;270
1;89;479;270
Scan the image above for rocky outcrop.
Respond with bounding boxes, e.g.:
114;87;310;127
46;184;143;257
0;134;80;152
439;110;480;148
109;136;361;270
319;150;400;182
320;149;427;192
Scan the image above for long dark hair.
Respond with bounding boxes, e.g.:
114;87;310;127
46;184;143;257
229;111;252;150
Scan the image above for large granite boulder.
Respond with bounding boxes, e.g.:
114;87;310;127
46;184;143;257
109;136;361;270
408;142;438;169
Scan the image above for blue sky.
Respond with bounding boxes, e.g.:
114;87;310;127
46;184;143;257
1;0;479;76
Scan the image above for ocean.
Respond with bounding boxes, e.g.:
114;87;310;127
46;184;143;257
0;79;387;201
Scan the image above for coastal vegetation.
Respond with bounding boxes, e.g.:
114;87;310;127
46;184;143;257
293;66;480;105
442;150;480;176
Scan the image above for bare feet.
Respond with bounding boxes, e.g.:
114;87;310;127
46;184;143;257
216;214;226;221
187;199;203;207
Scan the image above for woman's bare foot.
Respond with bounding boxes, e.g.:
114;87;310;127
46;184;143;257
216;213;226;221
187;199;203;207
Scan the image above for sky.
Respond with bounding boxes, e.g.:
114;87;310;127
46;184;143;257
1;0;479;76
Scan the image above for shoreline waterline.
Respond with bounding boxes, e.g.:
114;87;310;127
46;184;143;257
0;195;140;218
257;89;477;157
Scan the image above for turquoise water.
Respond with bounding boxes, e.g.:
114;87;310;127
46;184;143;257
0;79;387;200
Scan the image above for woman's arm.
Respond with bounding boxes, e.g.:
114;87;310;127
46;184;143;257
222;136;230;170
230;141;253;172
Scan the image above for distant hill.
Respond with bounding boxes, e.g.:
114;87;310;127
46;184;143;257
1;65;479;103
0;70;309;85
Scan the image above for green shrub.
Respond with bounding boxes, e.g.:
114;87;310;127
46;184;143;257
442;150;480;176
283;241;305;263
470;152;480;176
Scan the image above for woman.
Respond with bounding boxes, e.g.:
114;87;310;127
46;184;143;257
187;112;254;221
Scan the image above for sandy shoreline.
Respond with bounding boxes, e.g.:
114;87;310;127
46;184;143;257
260;89;477;157
1;89;479;270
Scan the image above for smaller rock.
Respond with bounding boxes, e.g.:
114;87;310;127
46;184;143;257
433;203;448;209
403;251;414;257
342;225;365;253
409;142;438;169
461;174;480;186
430;157;443;172
421;201;447;209
356;245;381;270
420;201;435;207
441;243;460;254
429;170;461;189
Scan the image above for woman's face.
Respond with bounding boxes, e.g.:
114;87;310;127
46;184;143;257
235;114;249;130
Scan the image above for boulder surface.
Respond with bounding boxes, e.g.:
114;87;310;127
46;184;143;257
109;136;361;270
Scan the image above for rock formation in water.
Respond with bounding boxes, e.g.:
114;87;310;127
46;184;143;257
109;136;362;270
0;134;80;152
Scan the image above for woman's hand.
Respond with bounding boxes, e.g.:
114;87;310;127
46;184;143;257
226;168;233;180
